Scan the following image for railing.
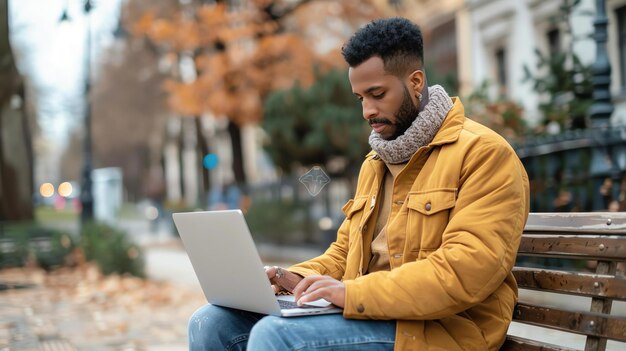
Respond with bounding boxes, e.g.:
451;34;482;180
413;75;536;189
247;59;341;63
514;126;626;212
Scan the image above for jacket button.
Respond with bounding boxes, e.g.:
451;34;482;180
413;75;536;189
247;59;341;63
357;304;365;313
425;202;432;211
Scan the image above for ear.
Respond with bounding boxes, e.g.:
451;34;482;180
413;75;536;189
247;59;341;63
407;70;425;97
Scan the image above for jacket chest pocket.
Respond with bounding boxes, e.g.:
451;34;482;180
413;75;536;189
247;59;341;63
341;196;369;278
341;196;369;243
406;188;457;253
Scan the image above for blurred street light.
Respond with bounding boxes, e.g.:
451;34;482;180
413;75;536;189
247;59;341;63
58;182;73;197
40;183;55;198
59;0;95;224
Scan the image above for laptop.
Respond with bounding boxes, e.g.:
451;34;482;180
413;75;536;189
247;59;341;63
172;210;343;317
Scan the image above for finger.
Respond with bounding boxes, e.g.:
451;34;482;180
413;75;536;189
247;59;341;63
292;276;316;300
272;284;280;294
297;280;329;301
264;266;276;280
293;275;325;301
297;286;330;305
278;270;303;292
266;266;283;288
303;278;334;293
269;276;279;286
298;279;338;303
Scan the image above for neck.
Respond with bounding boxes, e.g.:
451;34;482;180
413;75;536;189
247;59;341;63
368;85;453;164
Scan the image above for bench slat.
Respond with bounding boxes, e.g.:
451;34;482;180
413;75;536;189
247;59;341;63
504;214;626;350
517;236;626;260
513;303;626;342
500;335;578;351
526;213;626;233
513;267;626;300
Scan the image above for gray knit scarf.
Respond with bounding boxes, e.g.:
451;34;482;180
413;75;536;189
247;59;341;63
369;84;453;164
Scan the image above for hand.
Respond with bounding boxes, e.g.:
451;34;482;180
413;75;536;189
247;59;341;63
293;275;345;308
264;266;303;294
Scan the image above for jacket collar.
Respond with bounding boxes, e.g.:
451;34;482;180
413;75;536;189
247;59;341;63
366;97;465;160
428;97;464;147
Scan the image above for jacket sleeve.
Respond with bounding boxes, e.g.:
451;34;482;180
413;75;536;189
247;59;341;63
287;217;349;280
343;140;529;320
288;156;375;279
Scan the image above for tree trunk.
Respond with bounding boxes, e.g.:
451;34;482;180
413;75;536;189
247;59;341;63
228;121;246;188
195;117;210;194
181;117;199;206
0;0;33;221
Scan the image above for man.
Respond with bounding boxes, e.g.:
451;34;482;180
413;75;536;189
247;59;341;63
189;17;529;351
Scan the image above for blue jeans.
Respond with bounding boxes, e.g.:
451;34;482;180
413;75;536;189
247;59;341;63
188;304;396;350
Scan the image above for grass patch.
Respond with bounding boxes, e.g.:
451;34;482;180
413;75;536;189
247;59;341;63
34;206;79;222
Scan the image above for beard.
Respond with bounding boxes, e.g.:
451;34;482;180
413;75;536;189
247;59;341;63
368;85;420;141
389;85;421;140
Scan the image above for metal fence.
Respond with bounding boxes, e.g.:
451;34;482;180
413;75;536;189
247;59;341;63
514;126;626;212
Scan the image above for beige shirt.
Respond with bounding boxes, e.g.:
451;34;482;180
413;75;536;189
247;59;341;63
367;162;406;273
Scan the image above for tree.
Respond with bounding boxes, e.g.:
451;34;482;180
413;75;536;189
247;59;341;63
263;69;370;176
132;1;381;123
523;0;593;131
90;36;170;201
0;0;34;220
130;0;384;191
464;81;527;142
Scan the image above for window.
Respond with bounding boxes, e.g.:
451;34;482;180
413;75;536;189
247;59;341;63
617;6;626;92
495;48;507;96
547;28;561;55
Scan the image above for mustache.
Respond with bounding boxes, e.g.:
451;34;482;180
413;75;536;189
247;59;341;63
369;118;393;125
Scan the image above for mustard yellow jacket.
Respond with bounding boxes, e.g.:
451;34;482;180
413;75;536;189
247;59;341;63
289;97;530;351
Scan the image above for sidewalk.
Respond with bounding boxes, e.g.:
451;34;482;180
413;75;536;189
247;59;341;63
0;218;323;351
140;226;323;290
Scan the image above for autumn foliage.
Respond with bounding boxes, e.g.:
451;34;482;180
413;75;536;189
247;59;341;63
130;0;386;125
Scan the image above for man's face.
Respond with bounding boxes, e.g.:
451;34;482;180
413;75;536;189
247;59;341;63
348;56;420;140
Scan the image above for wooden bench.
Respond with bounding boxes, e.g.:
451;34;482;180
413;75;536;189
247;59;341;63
501;213;626;351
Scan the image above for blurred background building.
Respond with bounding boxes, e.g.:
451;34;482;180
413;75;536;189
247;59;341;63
458;0;626;129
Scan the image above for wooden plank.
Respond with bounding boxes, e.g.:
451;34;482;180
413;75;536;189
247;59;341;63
513;267;626;300
585;260;618;351
523;231;626;238
525;213;626;233
509;212;626;350
513;303;626;342
501;336;579;351
517;236;626;260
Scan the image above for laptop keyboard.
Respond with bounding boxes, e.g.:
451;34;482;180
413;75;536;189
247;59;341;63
278;299;322;309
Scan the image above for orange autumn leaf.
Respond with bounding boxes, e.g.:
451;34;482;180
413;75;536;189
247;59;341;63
131;11;155;36
133;1;385;123
163;80;204;117
149;18;177;43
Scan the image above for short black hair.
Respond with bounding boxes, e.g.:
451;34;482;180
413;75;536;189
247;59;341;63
342;17;424;77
